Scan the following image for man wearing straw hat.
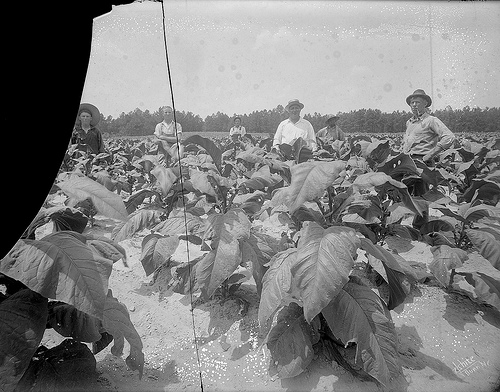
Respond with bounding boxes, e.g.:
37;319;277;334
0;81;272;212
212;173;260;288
403;89;455;167
402;89;455;229
272;99;317;152
316;114;345;142
71;103;106;155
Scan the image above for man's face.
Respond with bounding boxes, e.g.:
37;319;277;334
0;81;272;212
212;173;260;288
288;104;302;119
409;97;427;115
163;107;174;122
234;118;241;127
80;111;92;126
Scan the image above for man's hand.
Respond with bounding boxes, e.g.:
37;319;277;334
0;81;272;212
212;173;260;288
422;152;435;166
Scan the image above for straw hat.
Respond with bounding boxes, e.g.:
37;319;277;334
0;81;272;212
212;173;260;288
77;103;101;126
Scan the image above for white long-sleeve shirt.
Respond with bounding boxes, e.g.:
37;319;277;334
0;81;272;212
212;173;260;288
273;117;317;151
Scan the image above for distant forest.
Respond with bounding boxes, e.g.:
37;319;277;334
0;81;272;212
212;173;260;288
96;105;500;137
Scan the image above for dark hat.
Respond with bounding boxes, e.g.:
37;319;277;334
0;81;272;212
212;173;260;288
406;89;432;107
285;99;304;111
77;103;101;126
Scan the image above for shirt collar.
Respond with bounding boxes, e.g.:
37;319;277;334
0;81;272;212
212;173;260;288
410;111;429;123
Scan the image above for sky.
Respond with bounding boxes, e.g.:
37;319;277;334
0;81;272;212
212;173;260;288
80;0;500;120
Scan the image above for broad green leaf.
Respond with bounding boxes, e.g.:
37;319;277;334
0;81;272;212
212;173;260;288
200;209;251;297
102;290;144;379
58;175;129;221
139;233;180;276
352;172;423;217
322;277;402;387
112;208;164;242
452;272;500;311
0;289;48;392
419;219;455;235
258;248;298;333
124;189;162;214
46;301;101;342
24;206;88;239
466;229;500;270
153;212;204;237
87;236;127;264
0;232;112;320
287;161;346;213
189;169;217;197
429;245;468;287
266;303;315;379
184;135;222;170
150;165;178;196
360;238;407;310
293;222;359;322
377;153;419;181
241;165;283;191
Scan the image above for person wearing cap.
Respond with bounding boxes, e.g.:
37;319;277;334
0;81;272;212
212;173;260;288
71;103;106;155
272;99;317;152
154;105;184;165
316;115;345;142
402;89;455;166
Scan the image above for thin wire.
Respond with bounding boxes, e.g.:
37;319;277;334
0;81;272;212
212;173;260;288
159;2;205;391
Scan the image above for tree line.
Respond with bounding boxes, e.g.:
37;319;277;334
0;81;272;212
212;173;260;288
96;105;500;137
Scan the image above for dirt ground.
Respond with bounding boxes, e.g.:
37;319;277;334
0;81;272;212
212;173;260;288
39;211;500;392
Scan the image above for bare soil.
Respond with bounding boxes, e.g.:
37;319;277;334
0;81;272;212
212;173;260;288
40;212;500;392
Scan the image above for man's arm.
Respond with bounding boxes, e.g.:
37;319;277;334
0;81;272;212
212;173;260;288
307;123;317;151
423;117;455;162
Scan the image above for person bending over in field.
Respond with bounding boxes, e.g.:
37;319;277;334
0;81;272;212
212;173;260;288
316;114;345;142
71;103;106;155
402;89;456;228
154;105;184;165
272;99;317;153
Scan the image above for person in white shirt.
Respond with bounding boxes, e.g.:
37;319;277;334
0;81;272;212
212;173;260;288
229;116;246;139
272;99;317;152
154;106;184;164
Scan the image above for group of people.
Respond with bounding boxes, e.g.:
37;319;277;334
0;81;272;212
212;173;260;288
71;88;456;199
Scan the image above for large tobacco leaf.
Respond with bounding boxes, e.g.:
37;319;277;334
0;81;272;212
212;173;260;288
258;248;298;336
150;165;178;196
111;208;164;242
23;206;88;239
240;165;283;191
466;229;500;270
152;212;204;237
58;175;129;221
0;289;48;392
352;172;424;217
293;222;359;322
189;169;217;197
322;277;402;387
452;271;500;311
46;301;101;343
377;153;419;182
124;189;163;215
101;290;144;379
184;134;222;170
198;208;251;298
287;161;346;213
140;233;180;276
429;245;468;287
266;303;315;379
0;231;112;320
359;238;407;310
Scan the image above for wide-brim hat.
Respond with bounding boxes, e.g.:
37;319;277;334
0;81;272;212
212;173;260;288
285;99;304;111
77;103;101;126
326;114;340;122
406;89;432;107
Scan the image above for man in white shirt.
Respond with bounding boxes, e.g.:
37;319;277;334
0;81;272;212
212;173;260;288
229;116;246;138
272;99;317;152
154;106;184;164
